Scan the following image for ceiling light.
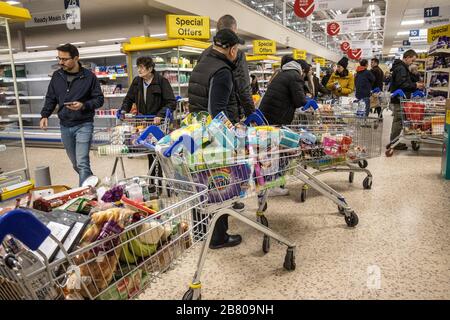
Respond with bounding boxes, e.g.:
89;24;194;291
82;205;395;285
61;42;85;45
25;45;49;49
6;1;21;5
397;31;410;36
401;19;424;26
150;33;167;37
98;38;127;42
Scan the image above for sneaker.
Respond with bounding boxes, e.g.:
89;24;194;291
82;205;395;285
232;202;245;212
393;143;408;150
268;187;290;197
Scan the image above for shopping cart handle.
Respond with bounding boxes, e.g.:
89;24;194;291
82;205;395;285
175;95;183;102
244;113;265;126
372;87;381;94
0;209;50;251
412;90;425;98
133;114;156;119
116;109;123;119
137;125;165;149
391;89;406;98
165;108;173;122
301;99;319;111
163;135;196;157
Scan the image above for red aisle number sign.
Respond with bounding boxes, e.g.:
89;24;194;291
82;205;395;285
340;42;351;52
327;22;340;36
347;48;362;60
294;0;315;18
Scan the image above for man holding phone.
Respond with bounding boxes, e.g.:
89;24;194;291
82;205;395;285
40;43;104;186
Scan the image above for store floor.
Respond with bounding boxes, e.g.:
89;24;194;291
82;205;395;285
11;111;450;299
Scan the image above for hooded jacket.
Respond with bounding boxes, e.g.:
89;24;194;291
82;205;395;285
41;65;104;127
259;61;307;125
389;59;417;104
355;66;375;100
326;69;355;97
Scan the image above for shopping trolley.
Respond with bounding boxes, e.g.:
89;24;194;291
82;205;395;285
371;87;391;117
93;109;173;178
385;90;445;157
0;176;207;300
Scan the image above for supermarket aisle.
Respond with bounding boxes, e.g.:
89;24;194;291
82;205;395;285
15;111;450;299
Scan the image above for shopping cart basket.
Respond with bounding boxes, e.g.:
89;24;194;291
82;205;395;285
93;109;173;178
385;90;445;157
0;176;207;300
370;87;391;117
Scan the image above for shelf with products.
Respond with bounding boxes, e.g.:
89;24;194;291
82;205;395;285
122;37;210;98
426;37;450;98
246;55;280;93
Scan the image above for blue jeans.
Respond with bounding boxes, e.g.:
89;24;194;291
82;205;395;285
60;122;94;186
362;97;371;116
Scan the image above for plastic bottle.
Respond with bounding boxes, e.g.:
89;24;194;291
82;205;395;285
356;101;366;117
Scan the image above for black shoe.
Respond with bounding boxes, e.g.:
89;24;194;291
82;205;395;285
393;143;408;150
232;202;245;212
209;234;242;249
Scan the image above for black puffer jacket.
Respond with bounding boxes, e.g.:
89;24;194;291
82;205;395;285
355;68;375;100
259;61;307;125
390;59;417;104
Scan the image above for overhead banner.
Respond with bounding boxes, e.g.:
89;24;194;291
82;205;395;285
351;40;372;58
424;6;450;26
293;49;307;60
327;22;340;36
341;19;369;33
294;0;315;18
166;15;210;40
409;29;427;43
427;23;450;43
315;0;362;11
64;0;81;30
253;40;277;55
25;0;80;30
314;58;326;67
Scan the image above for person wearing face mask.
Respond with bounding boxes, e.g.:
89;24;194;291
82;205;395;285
326;57;354;97
188;28;245;250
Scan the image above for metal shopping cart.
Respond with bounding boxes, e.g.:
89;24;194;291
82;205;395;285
371;87;391;117
385;90;446;157
93;109;173;178
0;176;207;300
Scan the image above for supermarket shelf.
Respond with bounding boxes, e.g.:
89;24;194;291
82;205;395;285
428;48;450;57
0;105;24;109
1;77;51;82
428;87;449;92
155;67;193;72
250;70;274;75
170;83;189;87
8;114;117;119
6;96;45;100
104;93;127;98
426;68;450;73
96;73;128;79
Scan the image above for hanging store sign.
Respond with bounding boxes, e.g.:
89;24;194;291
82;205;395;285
424;6;450;26
166;15;210;40
294;0;315;18
427;23;450;43
253;40;277;55
327;22;341;36
409;29;427;43
340;41;351;52
341;19;369;33
293;49;307;60
25;0;80;29
314;58;326;67
347;48;362;60
64;0;81;30
351;40;372;58
315;0;362;11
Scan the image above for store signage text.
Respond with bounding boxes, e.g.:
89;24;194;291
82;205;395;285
253;40;277;55
340;42;351;52
409;29;427;43
293;49;307;60
424;6;450;26
314;58;326;67
341;19;369;33
166;15;210;40
427;23;450;43
327;22;340;36
315;0;362;11
294;0;315;18
25;11;79;28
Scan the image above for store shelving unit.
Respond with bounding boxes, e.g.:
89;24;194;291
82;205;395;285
425;48;450;98
246;55;280;94
122;37;210;98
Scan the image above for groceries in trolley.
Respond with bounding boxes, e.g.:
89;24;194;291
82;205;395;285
0;176;207;300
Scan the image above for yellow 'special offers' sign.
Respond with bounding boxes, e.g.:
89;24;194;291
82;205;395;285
427;23;450;43
166;15;210;40
253;40;277;55
293;49;307;60
314;58;326;67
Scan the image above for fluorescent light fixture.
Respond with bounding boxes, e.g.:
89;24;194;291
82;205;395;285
336;10;342;15
210;28;216;32
98;38;127;42
401;19;424;26
26;45;49;49
60;42;86;45
150;33;167;37
6;1;21;5
396;31;410;36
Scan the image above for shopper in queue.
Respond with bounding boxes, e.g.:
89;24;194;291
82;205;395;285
326;57;354;97
40;43;104;186
251;74;260;95
389;49;425;150
370;58;385;118
355;59;375;116
188;28;245;249
305;64;330;99
119;56;176;178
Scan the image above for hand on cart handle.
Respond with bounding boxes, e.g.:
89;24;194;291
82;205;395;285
116;109;123;119
371;87;381;94
412;90;425;98
0;209;50;251
301;99;319;111
163;135;197;157
137;125;165;150
391;89;406;99
165;108;174;122
244;113;265;126
40;117;48;131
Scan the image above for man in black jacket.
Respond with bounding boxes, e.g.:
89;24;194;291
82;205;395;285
40;44;104;186
370;58;385;118
355;59;375;116
389;49;424;150
197;15;255;119
188;29;245;249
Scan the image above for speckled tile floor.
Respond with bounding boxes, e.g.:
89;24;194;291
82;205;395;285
1;111;449;299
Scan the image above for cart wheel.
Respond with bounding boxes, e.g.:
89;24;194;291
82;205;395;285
349;172;354;183
283;249;296;271
345;212;359;228
338;205;345;215
411;141;420;151
385;149;394;157
182;288;201;300
358;160;368;169
363;177;373;190
300;189;307;202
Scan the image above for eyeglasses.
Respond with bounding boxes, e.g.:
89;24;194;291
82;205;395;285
56;56;73;62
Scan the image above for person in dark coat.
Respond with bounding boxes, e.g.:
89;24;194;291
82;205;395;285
259;58;308;125
355;59;375;116
304;64;330;99
250;74;260;95
321;69;332;87
389;49;424;150
370;58;385;118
